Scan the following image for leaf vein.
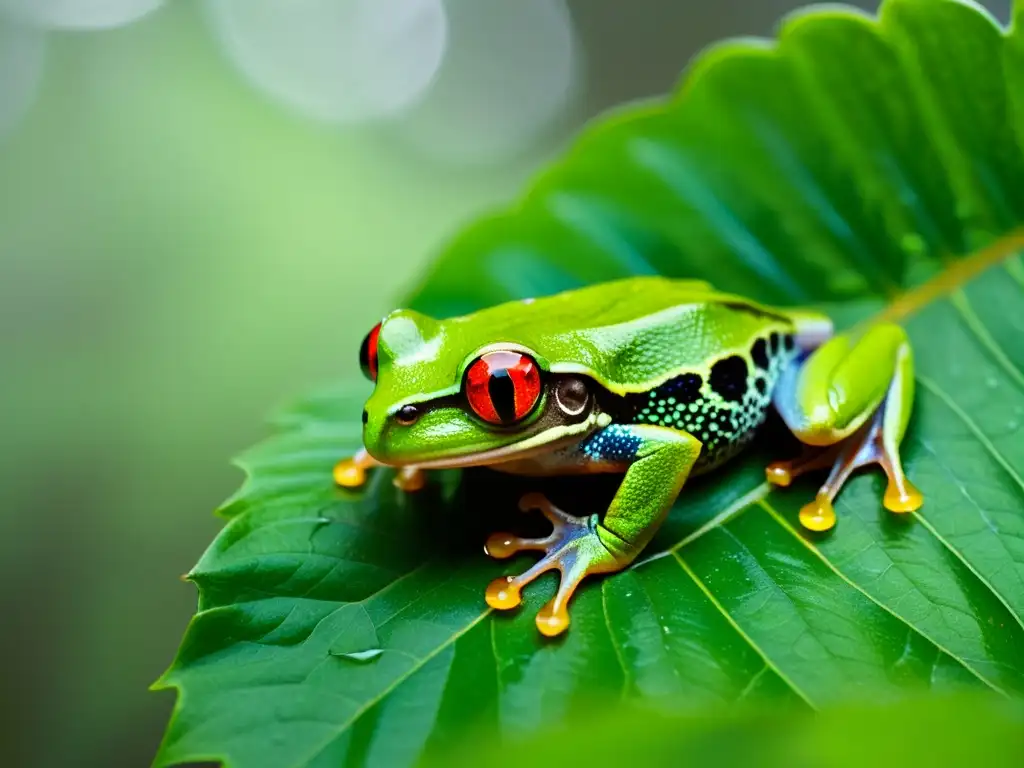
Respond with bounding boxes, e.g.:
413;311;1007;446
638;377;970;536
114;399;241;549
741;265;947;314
951;291;1024;393
600;581;631;699
668;550;817;710
759;499;1006;696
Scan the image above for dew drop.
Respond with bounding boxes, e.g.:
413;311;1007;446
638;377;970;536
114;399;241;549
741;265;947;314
331;648;384;663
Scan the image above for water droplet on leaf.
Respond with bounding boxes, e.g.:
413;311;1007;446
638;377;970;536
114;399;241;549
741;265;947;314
331;648;384;663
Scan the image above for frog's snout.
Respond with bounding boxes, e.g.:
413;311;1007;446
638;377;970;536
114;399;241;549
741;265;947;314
361;403;416;466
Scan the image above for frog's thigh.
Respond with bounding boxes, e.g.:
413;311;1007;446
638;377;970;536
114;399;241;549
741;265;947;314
584;424;703;558
770;323;921;531
773;323;912;446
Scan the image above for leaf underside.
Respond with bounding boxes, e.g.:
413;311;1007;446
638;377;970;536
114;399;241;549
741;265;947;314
156;1;1024;767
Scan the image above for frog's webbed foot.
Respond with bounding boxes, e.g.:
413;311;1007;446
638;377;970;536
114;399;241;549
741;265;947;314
483;493;622;637
767;398;923;532
333;449;427;492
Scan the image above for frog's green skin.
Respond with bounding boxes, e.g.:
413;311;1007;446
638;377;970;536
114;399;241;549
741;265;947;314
344;276;922;637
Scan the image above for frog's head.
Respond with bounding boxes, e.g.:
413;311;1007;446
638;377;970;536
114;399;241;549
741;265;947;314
357;308;599;469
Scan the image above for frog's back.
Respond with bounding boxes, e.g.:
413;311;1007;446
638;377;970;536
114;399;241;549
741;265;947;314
466;276;763;333
449;276;798;395
556;277;801;472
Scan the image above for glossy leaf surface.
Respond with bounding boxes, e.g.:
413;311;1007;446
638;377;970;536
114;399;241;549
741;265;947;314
156;1;1024;766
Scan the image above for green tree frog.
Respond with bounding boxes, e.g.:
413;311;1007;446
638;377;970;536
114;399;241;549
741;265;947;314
335;277;922;637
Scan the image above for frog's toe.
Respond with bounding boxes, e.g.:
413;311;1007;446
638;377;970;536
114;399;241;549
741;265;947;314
393;466;427;492
333;448;379;488
484;531;552;559
765;444;841;488
484;552;559;613
883;476;923;514
799;494;837;532
518;492;579;525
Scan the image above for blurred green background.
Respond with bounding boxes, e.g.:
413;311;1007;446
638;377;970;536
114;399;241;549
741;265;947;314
0;1;1013;766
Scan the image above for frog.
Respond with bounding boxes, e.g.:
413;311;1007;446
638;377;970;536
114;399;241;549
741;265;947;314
334;276;923;638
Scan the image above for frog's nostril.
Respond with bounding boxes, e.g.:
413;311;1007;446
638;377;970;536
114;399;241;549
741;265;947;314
361;409;369;425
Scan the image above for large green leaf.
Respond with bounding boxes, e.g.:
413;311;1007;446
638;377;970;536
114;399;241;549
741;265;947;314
155;1;1024;766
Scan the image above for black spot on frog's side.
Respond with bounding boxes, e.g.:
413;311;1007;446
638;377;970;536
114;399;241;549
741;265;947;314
709;355;748;403
751;337;769;370
621;372;704;429
659;372;703;403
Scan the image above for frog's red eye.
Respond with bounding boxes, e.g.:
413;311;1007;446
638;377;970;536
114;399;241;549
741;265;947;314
465;351;542;426
359;322;382;382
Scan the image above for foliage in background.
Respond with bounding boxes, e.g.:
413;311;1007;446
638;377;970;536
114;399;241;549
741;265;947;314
434;691;1024;768
155;0;1024;765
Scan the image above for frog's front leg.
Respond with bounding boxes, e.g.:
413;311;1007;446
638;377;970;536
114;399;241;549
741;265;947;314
333;449;426;492
768;322;923;532
484;425;701;637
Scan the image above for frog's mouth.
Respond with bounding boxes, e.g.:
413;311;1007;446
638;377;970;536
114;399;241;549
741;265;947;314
397;430;587;470
370;415;607;471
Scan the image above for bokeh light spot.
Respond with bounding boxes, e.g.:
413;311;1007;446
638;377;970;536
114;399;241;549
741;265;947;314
0;17;45;137
394;0;581;167
0;0;165;30
205;0;448;125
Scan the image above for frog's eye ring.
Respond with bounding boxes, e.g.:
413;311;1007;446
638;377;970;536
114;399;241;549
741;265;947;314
465;351;542;426
359;322;382;382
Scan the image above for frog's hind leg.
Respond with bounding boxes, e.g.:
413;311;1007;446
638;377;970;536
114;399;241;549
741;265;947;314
768;323;923;532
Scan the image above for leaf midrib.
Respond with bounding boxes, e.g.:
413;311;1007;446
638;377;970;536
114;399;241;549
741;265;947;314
670;550;818;709
868;230;1024;326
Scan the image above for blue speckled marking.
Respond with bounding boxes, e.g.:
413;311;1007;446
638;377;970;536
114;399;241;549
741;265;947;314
580;425;643;464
